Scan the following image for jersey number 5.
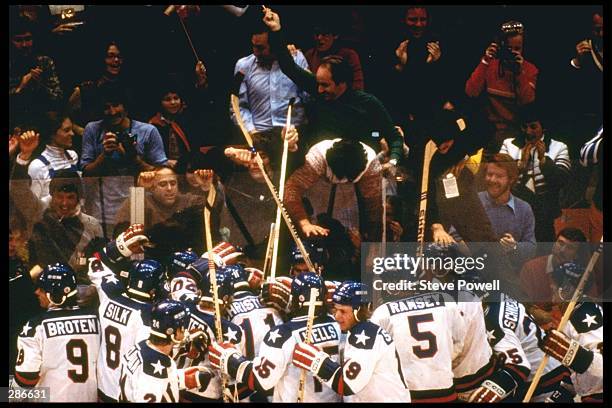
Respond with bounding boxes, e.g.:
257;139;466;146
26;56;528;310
408;313;438;358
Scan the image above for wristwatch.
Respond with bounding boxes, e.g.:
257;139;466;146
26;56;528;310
389;158;398;166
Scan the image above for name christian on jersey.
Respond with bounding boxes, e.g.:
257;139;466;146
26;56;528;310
226;296;265;320
43;317;99;338
104;302;133;326
386;293;446;316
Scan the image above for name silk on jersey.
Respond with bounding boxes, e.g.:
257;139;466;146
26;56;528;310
16;307;101;402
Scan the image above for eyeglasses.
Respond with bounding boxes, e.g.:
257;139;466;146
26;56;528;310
12;35;33;43
105;53;123;60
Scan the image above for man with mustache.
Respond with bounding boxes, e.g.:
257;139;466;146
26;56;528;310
478;153;536;271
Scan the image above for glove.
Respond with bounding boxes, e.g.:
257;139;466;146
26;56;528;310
178;366;215;391
245;267;264;291
106;223;148;261
541;329;594;373
292;342;338;382
186;328;211;360
203;241;243;265
261;278;291;312
544;383;575;403
208;341;243;375
468;368;518;403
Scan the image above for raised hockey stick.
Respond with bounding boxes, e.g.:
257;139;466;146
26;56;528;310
263;223;275;279
297;288;319;402
523;236;603;402
230;93;315;272
203;184;230;403
416;140;438;257
269;98;295;281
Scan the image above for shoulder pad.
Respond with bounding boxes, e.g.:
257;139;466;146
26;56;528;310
263;323;292;349
570;302;603;334
221;319;243;344
140;345;172;379
483;302;506;347
348;321;378;349
18;315;43;338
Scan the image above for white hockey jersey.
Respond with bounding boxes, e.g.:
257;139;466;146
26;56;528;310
335;320;411;402
239;313;342;402
484;292;567;402
15;306;101;402
371;292;463;402
226;291;284;359
88;257;153;400
453;294;495;398
118;340;180;402
562;300;603;401
176;303;245;401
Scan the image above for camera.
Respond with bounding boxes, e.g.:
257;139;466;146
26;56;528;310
115;130;136;147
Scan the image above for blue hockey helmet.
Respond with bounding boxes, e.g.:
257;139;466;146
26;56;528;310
200;268;233;306
224;264;250;292
291;271;326;309
37;263;78;306
332;281;372;322
126;259;165;301
167;249;198;279
149;299;191;344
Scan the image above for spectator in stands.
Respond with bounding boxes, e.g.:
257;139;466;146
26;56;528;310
479;153;536;269
578;126;603;243
27;170;103;281
9;16;63;129
262;7;404;177
25;114;79;205
80;84;167;238
465;20;538;154
305;21;364;90
149;66;208;171
113;166;222;236
500;105;571;245
231;27;308;167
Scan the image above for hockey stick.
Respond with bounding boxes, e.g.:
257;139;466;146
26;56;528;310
269;98;295;281
263;223;275;279
203;184;231;403
230;93;315;272
522;236;603;402
297;288;319;402
416;140;438;257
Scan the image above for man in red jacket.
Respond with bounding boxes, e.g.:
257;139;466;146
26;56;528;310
465;20;538;154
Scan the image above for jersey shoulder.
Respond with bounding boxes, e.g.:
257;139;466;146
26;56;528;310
347;321;380;349
483;301;506;347
262;321;293;349
570;301;603;334
138;341;173;380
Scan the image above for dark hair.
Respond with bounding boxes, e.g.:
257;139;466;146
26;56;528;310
49;169;83;198
557;227;587;243
326;139;368;181
98;82;129;108
104;41;122;59
320;55;353;87
39;113;72;144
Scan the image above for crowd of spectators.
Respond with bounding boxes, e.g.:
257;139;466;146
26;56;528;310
9;4;605;309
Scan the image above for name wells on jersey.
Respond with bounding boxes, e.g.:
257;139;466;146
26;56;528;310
297;323;339;343
43;317;99;338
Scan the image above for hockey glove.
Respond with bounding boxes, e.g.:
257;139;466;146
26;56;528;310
541;329;594;373
178;366;215;391
261;278;291;312
186;328;211;360
292;342;339;383
245;267;264;291
468;369;518;403
208;341;244;376
105;223;149;262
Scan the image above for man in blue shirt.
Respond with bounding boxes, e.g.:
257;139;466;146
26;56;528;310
81;84;167;238
231;28;308;167
478;153;536;270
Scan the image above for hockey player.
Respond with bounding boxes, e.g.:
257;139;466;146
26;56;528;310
92;258;165;402
208;271;343;402
292;281;411;401
538;261;603;402
118;299;210;402
480;290;570;402
161;249;199;298
15;263;101;402
175;259;246;402
370;256;465;403
289;239;329;277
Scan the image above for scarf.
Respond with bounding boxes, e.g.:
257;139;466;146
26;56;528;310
149;112;191;152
